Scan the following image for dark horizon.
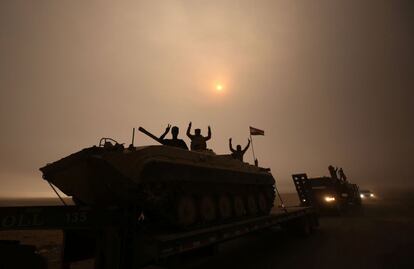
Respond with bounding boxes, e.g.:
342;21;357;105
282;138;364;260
1;0;413;197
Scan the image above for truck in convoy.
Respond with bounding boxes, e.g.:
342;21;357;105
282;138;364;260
0;128;318;268
292;169;361;214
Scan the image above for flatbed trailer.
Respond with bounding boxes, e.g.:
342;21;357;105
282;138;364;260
0;205;317;269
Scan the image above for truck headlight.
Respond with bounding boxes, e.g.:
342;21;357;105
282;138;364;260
370;193;374;197
324;196;336;202
360;194;365;198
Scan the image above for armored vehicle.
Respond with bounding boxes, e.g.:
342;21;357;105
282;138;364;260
292;172;361;213
40;134;275;228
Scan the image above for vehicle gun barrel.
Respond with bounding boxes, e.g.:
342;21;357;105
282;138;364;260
138;127;163;144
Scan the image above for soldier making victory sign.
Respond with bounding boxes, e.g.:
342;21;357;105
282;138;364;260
158;124;188;150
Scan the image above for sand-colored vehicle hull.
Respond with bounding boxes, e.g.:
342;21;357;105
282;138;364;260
41;144;275;227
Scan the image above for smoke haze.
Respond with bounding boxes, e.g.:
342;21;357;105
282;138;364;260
0;0;413;197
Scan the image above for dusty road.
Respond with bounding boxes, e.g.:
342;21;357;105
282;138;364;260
1;190;414;269
187;191;414;269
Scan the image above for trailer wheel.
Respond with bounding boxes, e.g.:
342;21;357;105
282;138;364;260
218;195;232;219
282;216;314;237
295;216;314;237
257;192;268;214
0;241;47;269
199;195;217;222
301;217;312;236
247;195;258;215
233;195;246;217
176;195;197;226
310;214;319;229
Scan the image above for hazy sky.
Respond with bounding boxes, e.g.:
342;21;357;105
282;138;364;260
0;0;413;197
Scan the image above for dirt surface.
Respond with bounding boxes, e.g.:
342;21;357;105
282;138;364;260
1;190;413;269
189;191;414;269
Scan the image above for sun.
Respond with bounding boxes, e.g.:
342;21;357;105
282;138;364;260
215;84;223;91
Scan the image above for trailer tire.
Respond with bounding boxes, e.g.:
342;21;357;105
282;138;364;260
257;192;268;214
300;217;312;237
0;241;47;269
247;195;258;215
233;195;246;217
176;195;197;226
282;216;313;237
199;195;217;222
218;194;232;219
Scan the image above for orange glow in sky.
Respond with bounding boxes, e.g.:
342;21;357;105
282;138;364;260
215;84;223;92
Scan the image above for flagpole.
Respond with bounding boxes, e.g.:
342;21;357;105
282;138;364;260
249;126;264;166
249;132;256;165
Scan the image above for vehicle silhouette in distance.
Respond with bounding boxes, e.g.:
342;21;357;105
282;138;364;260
360;189;375;199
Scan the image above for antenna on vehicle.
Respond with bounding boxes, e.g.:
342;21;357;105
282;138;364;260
131;127;135;146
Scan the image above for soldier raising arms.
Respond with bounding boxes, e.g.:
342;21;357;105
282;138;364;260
229;138;250;162
186;122;211;151
328;165;338;180
338;167;347;182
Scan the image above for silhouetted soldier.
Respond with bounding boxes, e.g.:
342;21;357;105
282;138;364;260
159;124;188;150
338;168;347;182
159;124;171;140
328;165;338;180
229;138;250;161
186;122;211;151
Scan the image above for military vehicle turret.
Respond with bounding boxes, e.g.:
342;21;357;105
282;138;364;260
40;128;275;228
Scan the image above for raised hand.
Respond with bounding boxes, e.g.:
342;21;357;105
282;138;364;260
206;125;212;140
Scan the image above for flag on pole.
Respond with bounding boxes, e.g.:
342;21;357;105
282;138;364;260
249;126;264;136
